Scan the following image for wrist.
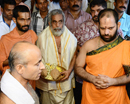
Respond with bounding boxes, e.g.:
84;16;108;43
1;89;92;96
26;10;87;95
110;78;116;86
89;74;95;83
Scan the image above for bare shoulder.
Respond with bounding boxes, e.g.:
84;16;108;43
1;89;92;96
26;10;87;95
0;91;15;104
82;36;99;53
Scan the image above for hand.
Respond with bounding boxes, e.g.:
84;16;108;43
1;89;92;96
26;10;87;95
92;74;113;89
92;75;107;89
98;74;113;88
60;70;71;81
40;76;48;83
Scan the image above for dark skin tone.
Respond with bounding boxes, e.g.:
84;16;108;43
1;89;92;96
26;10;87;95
67;0;82;19
114;0;128;19
36;0;48;19
3;12;31;67
1;4;15;26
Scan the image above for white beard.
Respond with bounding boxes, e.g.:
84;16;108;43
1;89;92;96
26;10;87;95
50;26;65;36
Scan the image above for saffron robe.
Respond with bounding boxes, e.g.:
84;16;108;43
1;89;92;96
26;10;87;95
82;36;130;104
0;27;37;88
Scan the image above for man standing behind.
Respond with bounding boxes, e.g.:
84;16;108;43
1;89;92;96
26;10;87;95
59;0;68;12
0;42;45;104
64;0;91;33
0;5;37;88
31;0;49;35
37;9;77;104
114;0;130;38
75;9;130;104
73;1;107;103
0;0;16;38
74;0;107;48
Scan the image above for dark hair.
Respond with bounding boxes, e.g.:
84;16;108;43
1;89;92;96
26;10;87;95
115;0;117;2
98;9;119;24
35;0;47;4
90;0;107;9
13;5;30;19
35;0;38;3
1;0;16;9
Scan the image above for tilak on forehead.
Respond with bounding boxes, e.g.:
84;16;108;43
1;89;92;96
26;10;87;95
103;14;111;23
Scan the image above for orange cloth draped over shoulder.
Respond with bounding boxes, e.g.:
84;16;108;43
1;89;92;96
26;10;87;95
82;39;130;104
0;27;38;89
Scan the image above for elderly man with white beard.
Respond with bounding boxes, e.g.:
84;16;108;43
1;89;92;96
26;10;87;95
36;9;77;104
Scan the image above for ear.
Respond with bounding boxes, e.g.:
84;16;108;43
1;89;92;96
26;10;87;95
15;64;25;75
1;7;3;13
36;4;38;8
12;17;16;24
113;2;116;7
117;22;121;29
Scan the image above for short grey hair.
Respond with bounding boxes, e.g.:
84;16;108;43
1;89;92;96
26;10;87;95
48;9;65;26
8;41;31;71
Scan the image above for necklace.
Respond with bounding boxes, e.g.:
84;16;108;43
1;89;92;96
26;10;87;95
57;42;61;54
57;42;61;50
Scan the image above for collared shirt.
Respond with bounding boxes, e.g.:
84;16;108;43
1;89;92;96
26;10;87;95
64;10;92;33
119;12;130;37
0;14;16;38
31;11;49;35
74;19;124;47
82;0;88;11
73;19;99;46
48;0;61;12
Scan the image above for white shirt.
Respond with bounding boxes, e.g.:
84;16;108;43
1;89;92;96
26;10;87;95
82;0;88;11
48;0;61;12
24;0;31;9
0;14;16;38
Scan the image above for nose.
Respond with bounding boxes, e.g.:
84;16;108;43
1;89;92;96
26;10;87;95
56;22;60;27
122;1;125;6
104;29;109;35
94;11;98;16
73;0;79;4
24;19;30;25
40;62;45;71
9;10;13;15
41;2;44;6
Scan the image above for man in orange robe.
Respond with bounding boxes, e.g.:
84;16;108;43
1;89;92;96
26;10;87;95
75;9;130;104
0;5;37;88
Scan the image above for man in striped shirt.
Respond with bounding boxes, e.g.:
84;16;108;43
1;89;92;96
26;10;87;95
31;0;49;35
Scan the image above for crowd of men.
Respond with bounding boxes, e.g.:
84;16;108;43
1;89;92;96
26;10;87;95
0;0;130;104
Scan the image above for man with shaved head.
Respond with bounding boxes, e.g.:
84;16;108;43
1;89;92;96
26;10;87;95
75;9;130;104
0;41;45;104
